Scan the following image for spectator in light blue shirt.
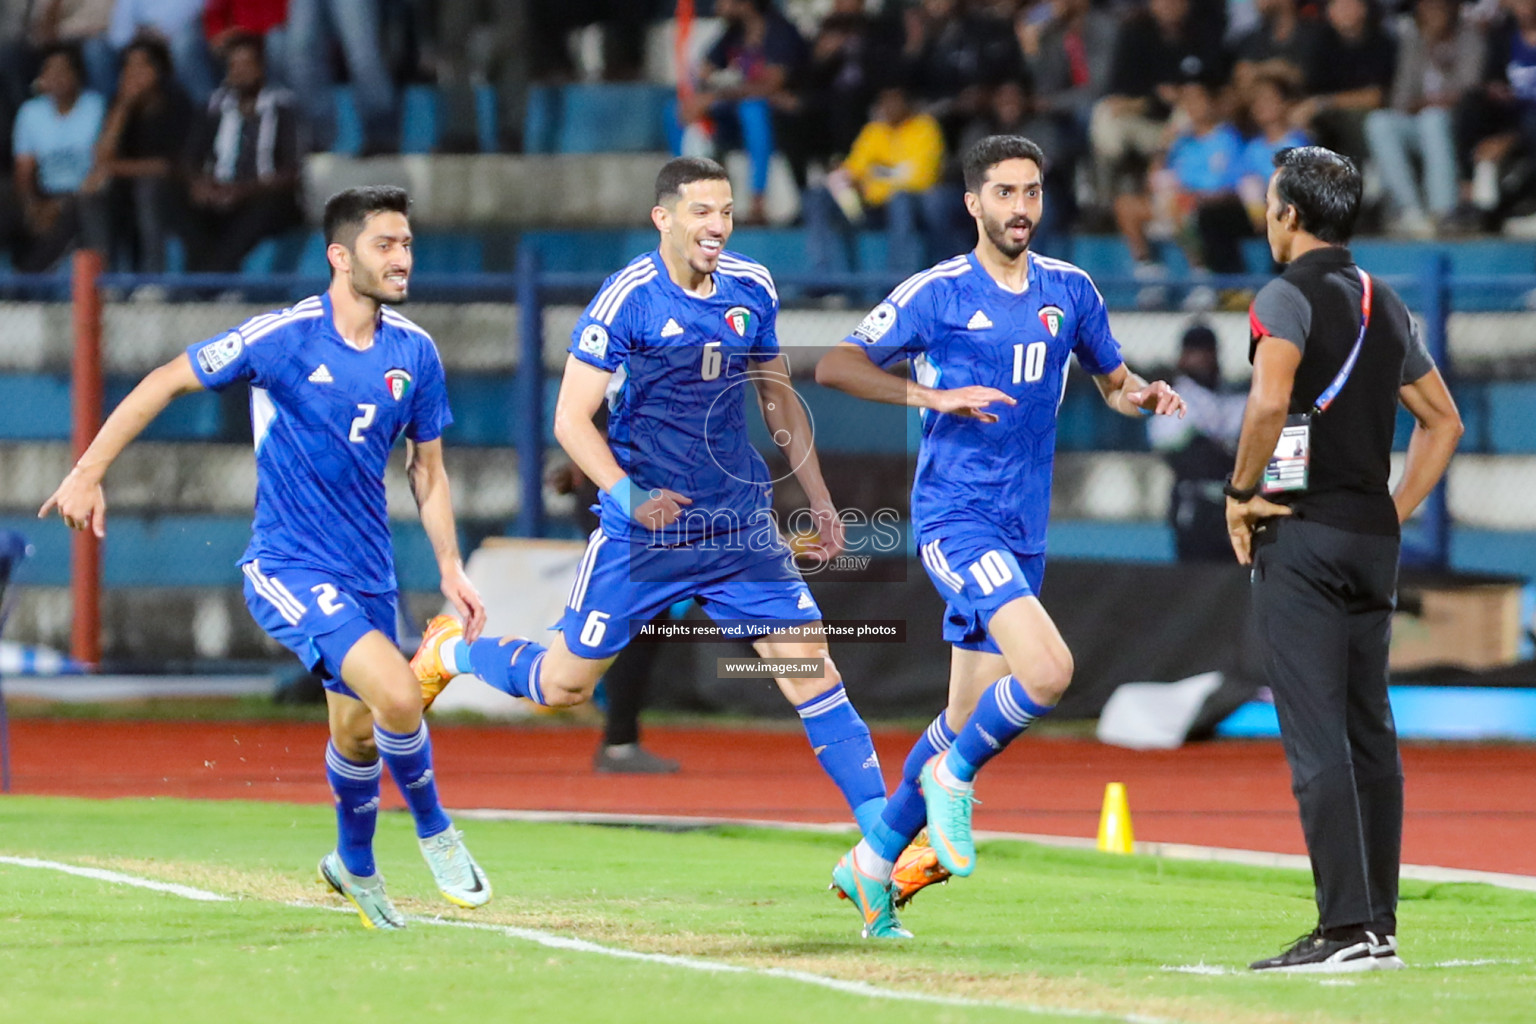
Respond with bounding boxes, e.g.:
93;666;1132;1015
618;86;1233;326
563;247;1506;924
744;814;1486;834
1238;73;1309;223
7;43;103;271
109;0;217;105
1145;77;1254;281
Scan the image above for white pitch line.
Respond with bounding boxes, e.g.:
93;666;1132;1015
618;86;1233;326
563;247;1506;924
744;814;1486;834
2;856;1180;1024
0;855;232;901
453;809;1536;894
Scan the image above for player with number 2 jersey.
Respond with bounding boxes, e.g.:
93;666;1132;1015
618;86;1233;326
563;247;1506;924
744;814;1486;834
41;187;492;930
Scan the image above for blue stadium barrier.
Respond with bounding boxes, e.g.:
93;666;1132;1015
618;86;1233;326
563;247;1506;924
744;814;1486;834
1219;686;1536;740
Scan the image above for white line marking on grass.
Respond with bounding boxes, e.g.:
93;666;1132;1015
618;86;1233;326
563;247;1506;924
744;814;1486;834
8;858;1183;1024
454;809;1536;894
1162;964;1232;976
0;856;232;902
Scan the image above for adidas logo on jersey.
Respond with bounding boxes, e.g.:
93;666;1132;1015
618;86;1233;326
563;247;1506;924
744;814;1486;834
308;364;334;384
797;590;815;610
967;310;993;330
661;318;684;338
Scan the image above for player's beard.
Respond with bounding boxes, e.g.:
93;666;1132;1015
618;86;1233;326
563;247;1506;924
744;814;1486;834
982;210;1033;259
353;263;409;305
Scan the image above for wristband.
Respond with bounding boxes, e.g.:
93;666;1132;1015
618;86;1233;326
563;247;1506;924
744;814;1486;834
608;475;642;519
1223;474;1259;502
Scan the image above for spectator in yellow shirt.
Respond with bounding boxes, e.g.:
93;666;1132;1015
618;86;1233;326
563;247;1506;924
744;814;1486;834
805;83;957;279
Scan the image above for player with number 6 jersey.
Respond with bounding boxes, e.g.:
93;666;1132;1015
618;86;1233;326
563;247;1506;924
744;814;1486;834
816;136;1188;937
40;187;492;929
411;161;902;920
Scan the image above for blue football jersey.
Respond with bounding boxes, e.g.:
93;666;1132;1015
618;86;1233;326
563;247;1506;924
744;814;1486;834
186;293;452;592
845;251;1124;553
569;250;781;545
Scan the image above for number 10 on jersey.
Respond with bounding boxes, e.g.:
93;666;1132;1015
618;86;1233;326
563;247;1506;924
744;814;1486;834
1013;342;1045;385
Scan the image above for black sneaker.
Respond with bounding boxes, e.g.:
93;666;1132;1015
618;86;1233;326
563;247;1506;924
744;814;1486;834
594;743;680;774
1249;928;1378;973
1368;931;1406;970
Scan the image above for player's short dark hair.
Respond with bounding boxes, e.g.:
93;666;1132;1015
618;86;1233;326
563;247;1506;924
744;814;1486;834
654;157;730;207
1271;146;1361;244
962;135;1046;194
323;186;411;248
38;42;85;83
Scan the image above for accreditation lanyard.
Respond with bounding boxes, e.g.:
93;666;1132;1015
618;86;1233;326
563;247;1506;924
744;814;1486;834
1261;269;1373;495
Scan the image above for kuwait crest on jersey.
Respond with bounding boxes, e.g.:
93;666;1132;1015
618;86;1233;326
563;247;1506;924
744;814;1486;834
724;306;752;336
384;368;413;401
1038;305;1065;338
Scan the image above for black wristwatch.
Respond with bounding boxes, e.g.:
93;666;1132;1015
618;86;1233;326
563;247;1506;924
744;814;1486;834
1223;474;1259;502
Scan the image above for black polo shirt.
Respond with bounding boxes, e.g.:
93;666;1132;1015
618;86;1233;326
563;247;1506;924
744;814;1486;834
1248;246;1434;536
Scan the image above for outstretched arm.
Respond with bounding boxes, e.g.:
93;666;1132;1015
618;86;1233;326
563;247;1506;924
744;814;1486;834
406;437;486;642
815;342;1017;422
753;355;842;560
39;352;204;537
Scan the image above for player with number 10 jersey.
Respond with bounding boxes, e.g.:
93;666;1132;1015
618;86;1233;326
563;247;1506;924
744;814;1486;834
816;136;1187;936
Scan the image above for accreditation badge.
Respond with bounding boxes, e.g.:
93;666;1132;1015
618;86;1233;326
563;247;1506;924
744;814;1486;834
1261;413;1311;494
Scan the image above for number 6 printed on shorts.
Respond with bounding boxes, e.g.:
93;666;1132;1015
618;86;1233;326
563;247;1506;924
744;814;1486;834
580;610;610;647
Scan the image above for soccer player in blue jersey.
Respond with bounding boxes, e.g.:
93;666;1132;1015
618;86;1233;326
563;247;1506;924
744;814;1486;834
40;186;492;930
411;157;890;849
816;136;1188;937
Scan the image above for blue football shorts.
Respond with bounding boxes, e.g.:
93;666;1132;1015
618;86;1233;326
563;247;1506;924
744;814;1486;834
242;559;399;699
556;530;822;659
915;524;1046;654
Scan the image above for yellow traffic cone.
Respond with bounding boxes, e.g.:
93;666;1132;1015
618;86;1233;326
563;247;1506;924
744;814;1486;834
1096;782;1135;854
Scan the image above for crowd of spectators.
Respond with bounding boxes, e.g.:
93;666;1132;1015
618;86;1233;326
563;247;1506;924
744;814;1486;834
667;0;1536;286
10;1;1536;276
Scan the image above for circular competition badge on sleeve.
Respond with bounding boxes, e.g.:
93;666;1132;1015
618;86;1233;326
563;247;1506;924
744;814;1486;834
578;323;609;360
196;332;243;375
852;302;896;344
854;300;897;343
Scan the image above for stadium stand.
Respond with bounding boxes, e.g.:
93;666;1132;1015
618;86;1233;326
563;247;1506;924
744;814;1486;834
1;1;1535;677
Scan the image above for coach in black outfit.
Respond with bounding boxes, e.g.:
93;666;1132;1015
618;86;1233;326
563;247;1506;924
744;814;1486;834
1224;147;1462;973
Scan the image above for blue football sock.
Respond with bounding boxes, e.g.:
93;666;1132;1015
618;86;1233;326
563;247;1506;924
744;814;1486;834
324;741;381;877
374;723;452;839
866;712;956;862
467;637;548;704
945;675;1052;783
795;683;887;833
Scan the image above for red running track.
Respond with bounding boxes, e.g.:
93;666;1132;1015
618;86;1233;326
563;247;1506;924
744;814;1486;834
6;719;1535;876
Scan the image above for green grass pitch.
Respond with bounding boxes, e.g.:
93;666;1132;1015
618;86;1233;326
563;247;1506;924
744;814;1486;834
1;795;1532;1024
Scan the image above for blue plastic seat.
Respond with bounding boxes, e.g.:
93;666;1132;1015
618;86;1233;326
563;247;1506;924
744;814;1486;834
400;84;440;154
333;85;363;156
555;84;671;154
